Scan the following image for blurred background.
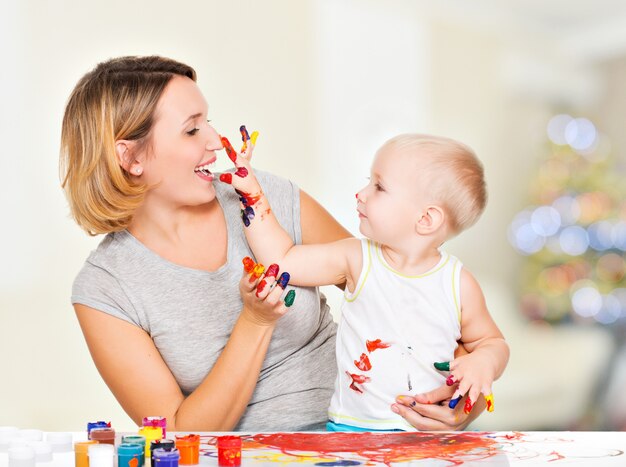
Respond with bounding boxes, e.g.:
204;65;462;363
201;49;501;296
1;0;626;432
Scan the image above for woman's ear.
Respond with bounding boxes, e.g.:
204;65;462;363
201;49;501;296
115;140;143;176
415;206;445;235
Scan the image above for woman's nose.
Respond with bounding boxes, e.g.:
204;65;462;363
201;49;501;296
206;126;222;150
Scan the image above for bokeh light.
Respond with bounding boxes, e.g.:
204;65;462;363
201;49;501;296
588;221;614;251
559;226;589;256
511;115;626;329
552;195;580;226
564;118;597;151
547;114;573;145
531;206;561;236
571;283;602;318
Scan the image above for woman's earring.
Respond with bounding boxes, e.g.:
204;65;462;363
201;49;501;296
134;167;142;175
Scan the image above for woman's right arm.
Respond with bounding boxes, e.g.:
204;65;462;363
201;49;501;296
74;269;287;431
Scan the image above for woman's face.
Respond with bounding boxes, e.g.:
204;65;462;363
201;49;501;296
138;75;222;207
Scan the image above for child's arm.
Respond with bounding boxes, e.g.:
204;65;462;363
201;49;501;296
446;269;510;413
219;133;360;289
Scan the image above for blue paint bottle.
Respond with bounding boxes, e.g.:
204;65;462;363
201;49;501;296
118;443;144;467
150;440;175;467
153;448;180;466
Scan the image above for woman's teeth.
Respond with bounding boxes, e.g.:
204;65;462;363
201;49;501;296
194;164;213;176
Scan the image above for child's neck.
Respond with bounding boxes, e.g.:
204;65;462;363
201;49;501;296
379;241;442;276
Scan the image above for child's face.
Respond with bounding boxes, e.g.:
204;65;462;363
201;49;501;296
356;147;431;245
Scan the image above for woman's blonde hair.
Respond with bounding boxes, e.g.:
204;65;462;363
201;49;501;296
380;134;487;234
60;56;196;235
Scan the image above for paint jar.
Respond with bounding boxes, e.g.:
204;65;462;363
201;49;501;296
150;439;175;467
122;434;146;446
0;427;19;452
143;416;167;438
153;448;180;466
18;430;43;442
121;436;146;467
118;442;144;467
28;441;52;462
88;421;112;434
8;438;28;450
75;440;99;467
90;427;116;445
46;432;73;453
7;446;35;467
217;436;242;467
139;426;163;457
174;434;199;465
88;443;115;467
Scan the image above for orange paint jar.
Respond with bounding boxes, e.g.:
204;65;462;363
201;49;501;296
74;440;98;467
175;434;200;465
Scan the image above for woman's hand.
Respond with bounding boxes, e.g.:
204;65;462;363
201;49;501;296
239;257;295;327
391;382;486;431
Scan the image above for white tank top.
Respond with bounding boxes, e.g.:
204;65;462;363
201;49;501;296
328;239;463;431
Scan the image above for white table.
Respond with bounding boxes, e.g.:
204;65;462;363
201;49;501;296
1;431;625;466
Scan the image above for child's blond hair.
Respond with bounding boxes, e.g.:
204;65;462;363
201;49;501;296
380;134;487;234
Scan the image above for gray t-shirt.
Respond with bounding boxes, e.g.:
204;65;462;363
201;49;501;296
72;170;337;431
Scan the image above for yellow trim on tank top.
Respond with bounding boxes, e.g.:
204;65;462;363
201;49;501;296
452;259;461;323
375;243;450;278
344;239;372;302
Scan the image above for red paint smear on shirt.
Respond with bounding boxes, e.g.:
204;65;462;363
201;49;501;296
366;339;391;353
354;353;372;371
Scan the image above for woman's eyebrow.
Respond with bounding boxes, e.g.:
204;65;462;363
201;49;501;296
182;113;202;126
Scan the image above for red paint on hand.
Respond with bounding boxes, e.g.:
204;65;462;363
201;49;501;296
446;375;456;386
265;264;279;278
366;339;391;353
354;353;372;371
221;136;238;163
220;173;233;184
242;257;256;273
256;280;267;296
234;167;248;178
464;397;473;414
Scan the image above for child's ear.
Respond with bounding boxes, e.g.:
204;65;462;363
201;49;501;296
115;140;142;175
415;206;445;235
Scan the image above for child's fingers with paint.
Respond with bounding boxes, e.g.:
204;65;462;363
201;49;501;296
218;126;261;195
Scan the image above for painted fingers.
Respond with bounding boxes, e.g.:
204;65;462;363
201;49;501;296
434;360;495;414
218;124;259;185
242;257;296;308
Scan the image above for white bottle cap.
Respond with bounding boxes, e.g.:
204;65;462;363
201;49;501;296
8;446;36;467
46;432;73;452
19;429;43;442
28;441;53;462
0;428;19;452
88;444;115;467
9;438;28;449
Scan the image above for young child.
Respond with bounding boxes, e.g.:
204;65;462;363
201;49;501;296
221;131;509;431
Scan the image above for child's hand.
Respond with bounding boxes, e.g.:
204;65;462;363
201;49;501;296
435;353;496;414
239;257;296;326
218;125;261;196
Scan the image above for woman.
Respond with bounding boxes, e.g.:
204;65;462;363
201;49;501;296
60;55;483;431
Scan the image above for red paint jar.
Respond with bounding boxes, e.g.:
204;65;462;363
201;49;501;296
217;435;242;467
